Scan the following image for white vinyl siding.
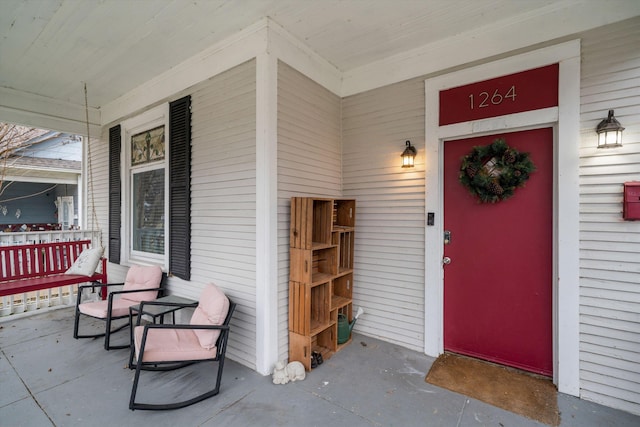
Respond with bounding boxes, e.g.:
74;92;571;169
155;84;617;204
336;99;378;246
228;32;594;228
341;77;426;352
578;17;640;415
189;60;257;369
95;128;130;281
96;60;258;370
277;61;342;360
85;136;109;240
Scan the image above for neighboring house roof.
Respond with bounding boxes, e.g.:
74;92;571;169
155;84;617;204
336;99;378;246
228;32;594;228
1;124;82;184
13;131;82;161
2;158;80;183
7;156;81;171
0;125;49;156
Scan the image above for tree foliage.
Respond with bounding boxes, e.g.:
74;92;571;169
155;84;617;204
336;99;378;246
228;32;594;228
0;123;47;198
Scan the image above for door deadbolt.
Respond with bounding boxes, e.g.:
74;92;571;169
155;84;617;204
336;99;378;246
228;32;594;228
444;230;451;245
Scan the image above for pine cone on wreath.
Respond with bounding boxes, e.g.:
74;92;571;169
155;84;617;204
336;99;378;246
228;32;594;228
513;170;522;177
503;150;516;163
488;180;504;195
465;165;478;178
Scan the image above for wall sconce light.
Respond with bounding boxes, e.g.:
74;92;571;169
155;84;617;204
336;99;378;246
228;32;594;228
401;140;417;168
596;109;624;148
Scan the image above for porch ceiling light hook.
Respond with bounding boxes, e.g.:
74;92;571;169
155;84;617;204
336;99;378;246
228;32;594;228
401;140;417;168
596;109;624;148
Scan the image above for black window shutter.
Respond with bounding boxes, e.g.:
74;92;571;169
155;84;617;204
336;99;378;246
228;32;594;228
108;125;121;264
169;96;191;280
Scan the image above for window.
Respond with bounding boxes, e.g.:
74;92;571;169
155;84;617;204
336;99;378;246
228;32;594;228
130;125;166;256
123;108;168;265
109;97;191;279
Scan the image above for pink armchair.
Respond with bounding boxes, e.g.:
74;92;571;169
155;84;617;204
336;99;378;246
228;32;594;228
73;265;165;350
129;283;235;410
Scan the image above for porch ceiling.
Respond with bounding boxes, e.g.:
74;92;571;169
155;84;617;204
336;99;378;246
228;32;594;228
1;0;639;131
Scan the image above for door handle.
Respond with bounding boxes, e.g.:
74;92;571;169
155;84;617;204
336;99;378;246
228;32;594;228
443;256;451;265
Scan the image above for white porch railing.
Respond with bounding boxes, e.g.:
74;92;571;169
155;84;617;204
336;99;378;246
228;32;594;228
0;229;102;246
0;230;103;317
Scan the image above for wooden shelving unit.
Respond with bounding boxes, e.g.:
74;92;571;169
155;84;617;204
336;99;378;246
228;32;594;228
289;197;355;371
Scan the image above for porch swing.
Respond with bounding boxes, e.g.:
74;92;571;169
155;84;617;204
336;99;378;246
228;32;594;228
0;87;112;311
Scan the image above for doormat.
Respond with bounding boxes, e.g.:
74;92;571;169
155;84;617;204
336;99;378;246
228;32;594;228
425;353;559;426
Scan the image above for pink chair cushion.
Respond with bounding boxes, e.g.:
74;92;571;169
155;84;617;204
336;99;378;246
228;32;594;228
121;265;163;303
134;326;217;362
190;283;230;349
79;298;137;318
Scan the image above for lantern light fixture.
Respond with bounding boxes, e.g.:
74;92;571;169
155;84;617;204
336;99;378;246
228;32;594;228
596;109;624;148
401;140;417;168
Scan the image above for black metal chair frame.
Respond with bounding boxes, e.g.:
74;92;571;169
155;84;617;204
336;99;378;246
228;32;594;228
129;298;236;410
73;274;166;350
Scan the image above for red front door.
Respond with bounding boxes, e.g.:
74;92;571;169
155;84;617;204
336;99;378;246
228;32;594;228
443;127;553;376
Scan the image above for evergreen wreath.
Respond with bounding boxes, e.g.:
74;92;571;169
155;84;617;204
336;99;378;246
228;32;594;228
459;138;536;203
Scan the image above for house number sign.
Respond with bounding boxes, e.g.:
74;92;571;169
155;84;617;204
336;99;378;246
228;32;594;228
439;63;558;126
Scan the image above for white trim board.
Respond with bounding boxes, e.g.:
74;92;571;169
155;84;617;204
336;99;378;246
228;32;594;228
342;2;638;97
0;87;101;136
424;40;580;396
101;18;342;127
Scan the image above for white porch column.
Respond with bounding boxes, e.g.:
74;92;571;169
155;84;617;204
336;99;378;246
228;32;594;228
555;51;581;397
255;51;279;375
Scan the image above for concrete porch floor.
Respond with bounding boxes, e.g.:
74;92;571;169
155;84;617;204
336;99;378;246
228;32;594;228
1;307;639;427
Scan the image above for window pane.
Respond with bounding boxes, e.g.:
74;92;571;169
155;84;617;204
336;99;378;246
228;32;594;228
133;169;164;254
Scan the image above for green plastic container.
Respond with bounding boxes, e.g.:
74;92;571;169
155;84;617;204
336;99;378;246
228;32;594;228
337;313;350;344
